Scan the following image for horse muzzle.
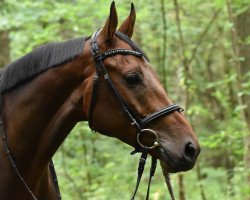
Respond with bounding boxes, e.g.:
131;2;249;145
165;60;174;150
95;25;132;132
158;139;200;173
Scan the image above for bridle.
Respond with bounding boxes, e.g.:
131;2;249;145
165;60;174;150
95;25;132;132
88;29;183;200
0;30;183;200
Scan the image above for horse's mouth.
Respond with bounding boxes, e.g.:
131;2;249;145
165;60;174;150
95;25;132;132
157;142;197;173
158;147;181;173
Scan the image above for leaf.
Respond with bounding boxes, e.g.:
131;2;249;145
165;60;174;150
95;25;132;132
234;104;247;112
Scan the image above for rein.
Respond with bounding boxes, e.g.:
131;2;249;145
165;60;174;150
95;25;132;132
0;82;62;199
88;30;183;199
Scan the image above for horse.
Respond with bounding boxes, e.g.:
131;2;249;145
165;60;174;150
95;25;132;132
0;2;200;200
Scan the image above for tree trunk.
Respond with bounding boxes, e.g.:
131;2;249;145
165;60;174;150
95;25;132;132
0;30;10;68
226;2;250;198
236;7;250;199
196;162;207;200
172;1;188;199
178;174;185;200
160;0;167;88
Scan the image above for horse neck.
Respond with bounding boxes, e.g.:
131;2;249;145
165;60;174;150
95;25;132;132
2;54;91;177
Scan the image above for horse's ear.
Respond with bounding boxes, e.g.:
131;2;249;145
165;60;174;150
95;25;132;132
99;1;118;45
118;3;136;38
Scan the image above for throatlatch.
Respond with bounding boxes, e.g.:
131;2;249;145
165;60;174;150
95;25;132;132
88;29;183;199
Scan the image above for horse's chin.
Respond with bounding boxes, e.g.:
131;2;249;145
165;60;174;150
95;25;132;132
160;160;181;174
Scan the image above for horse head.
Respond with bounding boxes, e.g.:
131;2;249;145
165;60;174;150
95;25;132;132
83;2;200;173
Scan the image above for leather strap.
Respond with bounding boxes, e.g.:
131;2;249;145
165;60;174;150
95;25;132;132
146;157;157;200
88;75;99;131
49;160;62;200
100;49;142;61
0;110;38;200
140;104;184;127
131;150;157;200
131;148;149;200
0;94;62;200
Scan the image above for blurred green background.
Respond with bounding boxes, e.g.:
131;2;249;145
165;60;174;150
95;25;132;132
1;0;250;199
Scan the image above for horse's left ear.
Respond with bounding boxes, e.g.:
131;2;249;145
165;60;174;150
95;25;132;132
99;1;118;44
118;3;136;38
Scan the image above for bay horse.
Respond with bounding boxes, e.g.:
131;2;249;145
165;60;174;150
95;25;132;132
0;2;200;200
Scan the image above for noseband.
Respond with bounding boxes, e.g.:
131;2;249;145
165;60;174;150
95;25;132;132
88;30;183;200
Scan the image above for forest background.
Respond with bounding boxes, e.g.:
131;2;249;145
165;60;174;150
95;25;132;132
0;0;250;199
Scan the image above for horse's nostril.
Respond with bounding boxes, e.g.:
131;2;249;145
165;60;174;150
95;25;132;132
184;142;196;161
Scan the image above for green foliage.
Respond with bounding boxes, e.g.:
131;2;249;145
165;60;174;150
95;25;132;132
55;123;174;199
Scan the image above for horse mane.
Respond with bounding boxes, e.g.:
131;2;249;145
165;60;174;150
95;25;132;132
0;37;85;93
0;31;147;94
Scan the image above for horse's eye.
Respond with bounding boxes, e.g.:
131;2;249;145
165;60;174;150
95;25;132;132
124;73;142;85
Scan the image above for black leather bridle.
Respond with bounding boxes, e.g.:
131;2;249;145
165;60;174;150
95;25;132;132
88;29;183;200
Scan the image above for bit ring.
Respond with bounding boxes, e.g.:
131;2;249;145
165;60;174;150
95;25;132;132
137;129;159;149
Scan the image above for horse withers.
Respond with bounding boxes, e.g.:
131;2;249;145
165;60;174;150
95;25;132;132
0;2;200;200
